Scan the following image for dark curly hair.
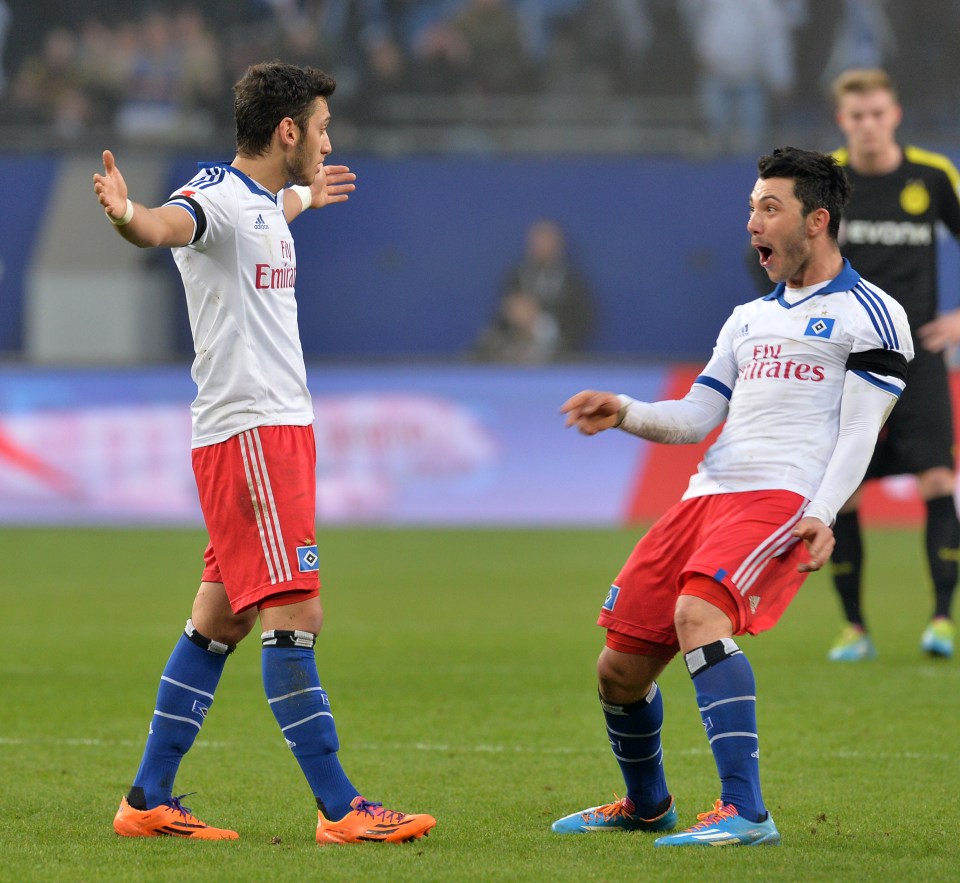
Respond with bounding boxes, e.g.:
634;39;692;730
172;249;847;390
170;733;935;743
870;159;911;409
758;147;852;240
234;62;337;157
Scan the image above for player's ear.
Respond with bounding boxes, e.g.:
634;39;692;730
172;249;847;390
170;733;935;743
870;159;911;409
277;117;299;147
808;207;830;237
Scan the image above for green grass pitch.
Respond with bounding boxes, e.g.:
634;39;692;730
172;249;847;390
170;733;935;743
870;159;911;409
1;526;958;882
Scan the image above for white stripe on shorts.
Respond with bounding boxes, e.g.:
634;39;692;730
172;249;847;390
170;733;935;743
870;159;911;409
238;428;292;585
731;499;806;594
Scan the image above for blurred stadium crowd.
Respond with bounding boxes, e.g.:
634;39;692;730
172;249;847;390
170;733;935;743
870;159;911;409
0;0;957;155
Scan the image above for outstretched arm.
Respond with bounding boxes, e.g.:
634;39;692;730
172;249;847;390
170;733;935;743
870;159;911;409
561;383;728;442
93;150;196;249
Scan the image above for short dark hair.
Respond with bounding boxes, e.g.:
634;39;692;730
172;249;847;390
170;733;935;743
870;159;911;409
234;62;336;157
757;146;851;240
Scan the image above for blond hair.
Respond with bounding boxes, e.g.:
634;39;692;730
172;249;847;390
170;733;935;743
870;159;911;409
831;68;899;108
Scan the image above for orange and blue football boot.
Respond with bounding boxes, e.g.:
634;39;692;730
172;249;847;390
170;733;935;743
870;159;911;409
654;799;779;847
552;794;677;834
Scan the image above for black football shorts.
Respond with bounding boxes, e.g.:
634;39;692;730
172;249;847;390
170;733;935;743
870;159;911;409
866;345;956;479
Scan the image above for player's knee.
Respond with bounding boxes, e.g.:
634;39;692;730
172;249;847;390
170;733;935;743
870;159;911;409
227;609;259;644
597;649;647;703
269;607;323;635
918;467;955;500
258;594;324;635
190;608;258;647
672;603;702;637
301;608;324;634
673;593;735;653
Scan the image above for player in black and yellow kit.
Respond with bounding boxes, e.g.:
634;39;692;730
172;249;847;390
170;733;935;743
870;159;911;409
827;68;960;661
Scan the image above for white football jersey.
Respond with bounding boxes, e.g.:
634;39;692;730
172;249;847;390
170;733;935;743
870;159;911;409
685;260;914;501
165;164;314;447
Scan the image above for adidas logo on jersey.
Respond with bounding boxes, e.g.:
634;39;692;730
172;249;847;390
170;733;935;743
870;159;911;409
254;214;269;230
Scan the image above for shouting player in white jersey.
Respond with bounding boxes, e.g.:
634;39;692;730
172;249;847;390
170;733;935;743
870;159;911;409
552;147;912;847
94;62;436;845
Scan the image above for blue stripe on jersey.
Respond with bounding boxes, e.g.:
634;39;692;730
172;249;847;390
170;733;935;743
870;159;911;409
852;369;903;397
694;374;733;400
165;197;197;223
175;163;277;210
198;173;224;190
196;162;277;201
187;165;226;190
223;166;277;200
857;282;900;349
852;283;899;350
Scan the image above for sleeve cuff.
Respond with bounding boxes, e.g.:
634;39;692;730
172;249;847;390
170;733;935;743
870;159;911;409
802;501;835;526
615;394;635;429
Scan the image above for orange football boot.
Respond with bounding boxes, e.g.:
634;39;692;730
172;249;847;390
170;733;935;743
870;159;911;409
316;796;436;844
113;795;238;840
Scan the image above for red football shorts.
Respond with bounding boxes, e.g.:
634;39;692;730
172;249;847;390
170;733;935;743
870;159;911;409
599;490;811;659
192;425;321;613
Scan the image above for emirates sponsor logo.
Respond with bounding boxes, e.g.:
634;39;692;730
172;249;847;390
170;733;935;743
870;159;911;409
255;263;297;289
739;344;826;383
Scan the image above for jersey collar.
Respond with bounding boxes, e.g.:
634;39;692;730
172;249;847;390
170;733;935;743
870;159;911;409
197;162;279;203
762;258;861;304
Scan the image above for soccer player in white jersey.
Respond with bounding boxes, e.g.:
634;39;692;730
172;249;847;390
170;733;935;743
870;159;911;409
552;147;913;847
94;62;436;844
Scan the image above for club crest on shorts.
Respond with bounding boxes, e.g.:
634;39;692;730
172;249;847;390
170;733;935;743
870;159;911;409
603;585;620;611
804;317;835;339
297;545;320;572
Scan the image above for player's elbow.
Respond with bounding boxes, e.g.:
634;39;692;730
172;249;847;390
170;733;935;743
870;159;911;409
117;227;164;249
686;425;714;444
649;425;711;444
678;419;720;444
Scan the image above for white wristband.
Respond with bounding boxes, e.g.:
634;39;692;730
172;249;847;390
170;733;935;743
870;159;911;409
106;198;134;226
290;185;313;212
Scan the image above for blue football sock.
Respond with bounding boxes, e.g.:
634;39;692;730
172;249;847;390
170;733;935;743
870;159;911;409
130;621;232;809
600;683;670;817
685;639;766;822
262;630;358;820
